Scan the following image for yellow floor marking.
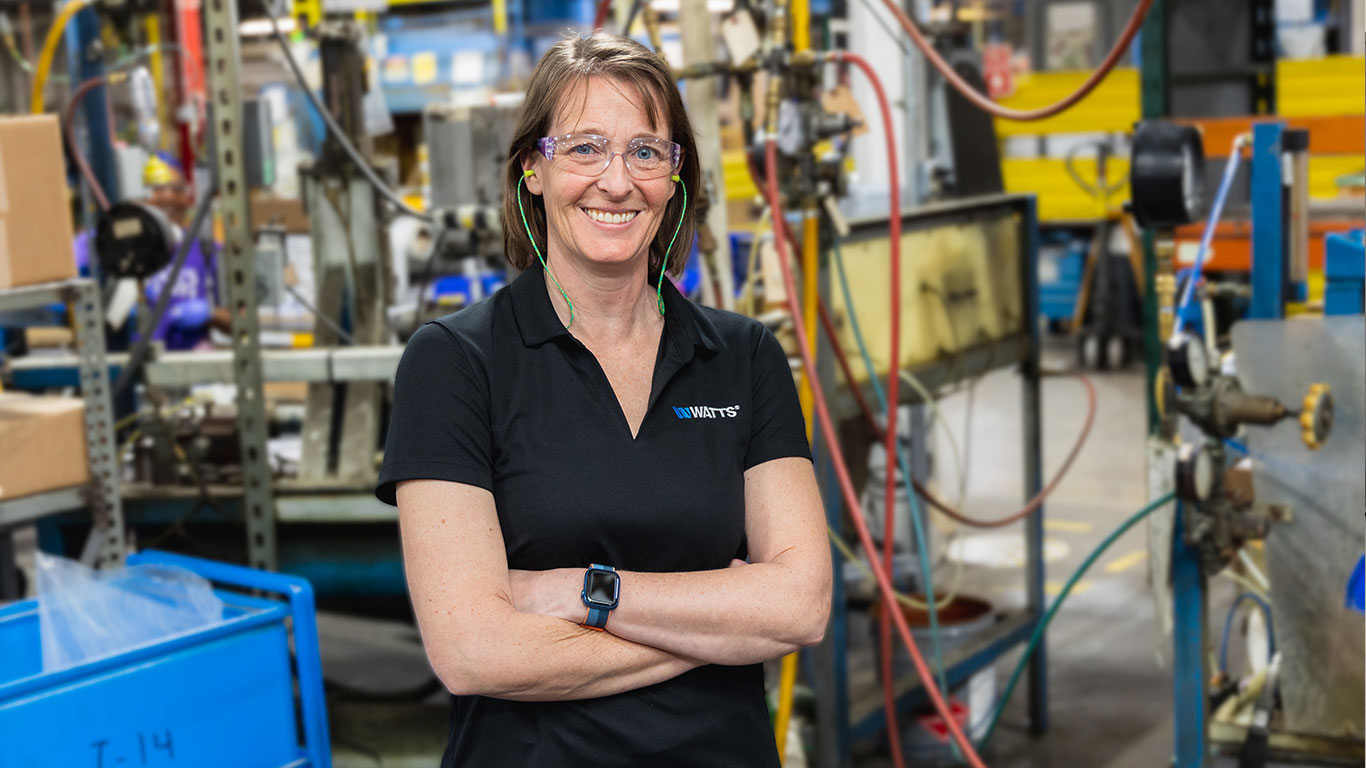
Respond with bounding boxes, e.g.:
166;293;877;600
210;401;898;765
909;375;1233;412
1044;519;1093;533
1046;579;1091;597
1104;550;1149;574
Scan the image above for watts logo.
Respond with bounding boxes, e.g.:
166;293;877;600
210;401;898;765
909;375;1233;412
672;404;741;419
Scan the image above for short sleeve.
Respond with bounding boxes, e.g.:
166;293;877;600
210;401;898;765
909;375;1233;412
743;326;812;469
375;322;493;504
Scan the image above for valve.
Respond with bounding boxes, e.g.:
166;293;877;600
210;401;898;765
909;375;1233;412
1299;382;1333;451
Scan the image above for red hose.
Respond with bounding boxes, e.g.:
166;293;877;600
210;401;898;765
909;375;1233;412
64;75;112;213
765;51;988;767
847;47;909;768
592;0;613;30
881;0;1152;122
765;138;986;768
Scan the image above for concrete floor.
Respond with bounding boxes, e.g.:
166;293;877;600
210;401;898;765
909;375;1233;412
4;340;1338;766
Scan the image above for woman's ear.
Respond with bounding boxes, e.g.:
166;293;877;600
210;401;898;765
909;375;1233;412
521;156;543;196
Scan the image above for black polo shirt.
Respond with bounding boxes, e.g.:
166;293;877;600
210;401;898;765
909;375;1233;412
376;267;809;767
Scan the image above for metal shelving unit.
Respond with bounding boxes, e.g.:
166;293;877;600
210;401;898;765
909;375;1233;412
0;278;124;593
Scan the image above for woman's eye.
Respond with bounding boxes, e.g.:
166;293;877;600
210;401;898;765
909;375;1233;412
569;143;601;155
633;146;659;161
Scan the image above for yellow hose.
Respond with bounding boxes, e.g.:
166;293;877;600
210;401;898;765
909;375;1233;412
143;13;167;149
797;212;819;441
30;0;94;113
775;212;818;764
791;0;809;52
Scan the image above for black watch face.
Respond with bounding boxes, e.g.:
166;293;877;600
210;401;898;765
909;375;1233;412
585;570;619;607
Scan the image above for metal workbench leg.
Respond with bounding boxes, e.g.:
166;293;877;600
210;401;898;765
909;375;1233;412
203;0;276;570
1020;198;1048;736
71;280;124;568
1172;502;1209;767
813;255;850;768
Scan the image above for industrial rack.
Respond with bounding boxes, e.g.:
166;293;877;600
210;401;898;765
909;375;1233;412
0;278;124;597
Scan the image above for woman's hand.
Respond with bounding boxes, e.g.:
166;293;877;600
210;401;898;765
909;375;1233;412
508;568;582;623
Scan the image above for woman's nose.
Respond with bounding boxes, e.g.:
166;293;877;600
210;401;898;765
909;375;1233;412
596;153;634;195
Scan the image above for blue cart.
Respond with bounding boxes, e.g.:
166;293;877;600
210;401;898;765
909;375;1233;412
0;551;331;767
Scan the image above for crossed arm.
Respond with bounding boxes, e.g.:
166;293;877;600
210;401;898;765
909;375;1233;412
396;456;831;701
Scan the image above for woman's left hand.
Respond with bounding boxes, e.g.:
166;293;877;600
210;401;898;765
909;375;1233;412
508;568;582;623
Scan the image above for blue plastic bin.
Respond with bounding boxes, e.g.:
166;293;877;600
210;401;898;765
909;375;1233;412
0;551;331;768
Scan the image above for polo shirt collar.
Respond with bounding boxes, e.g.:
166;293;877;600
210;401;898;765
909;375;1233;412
510;266;723;357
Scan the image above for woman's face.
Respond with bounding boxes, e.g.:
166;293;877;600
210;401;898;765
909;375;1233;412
523;76;677;275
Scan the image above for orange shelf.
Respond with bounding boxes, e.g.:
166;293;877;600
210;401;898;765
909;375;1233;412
1173;115;1365;157
1172;218;1364;273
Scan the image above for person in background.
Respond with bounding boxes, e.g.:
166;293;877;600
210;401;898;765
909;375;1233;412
74;153;225;350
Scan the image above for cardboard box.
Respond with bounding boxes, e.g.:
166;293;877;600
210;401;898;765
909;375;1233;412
250;192;311;234
0;393;89;500
0;115;78;290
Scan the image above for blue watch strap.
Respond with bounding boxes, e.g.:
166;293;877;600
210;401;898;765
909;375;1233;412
584;605;611;629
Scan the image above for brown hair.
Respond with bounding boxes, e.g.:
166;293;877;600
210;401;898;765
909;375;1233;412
501;32;700;278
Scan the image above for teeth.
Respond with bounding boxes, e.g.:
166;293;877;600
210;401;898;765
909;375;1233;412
587;209;636;224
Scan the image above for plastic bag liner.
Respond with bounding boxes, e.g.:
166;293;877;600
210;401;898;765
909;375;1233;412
36;552;227;673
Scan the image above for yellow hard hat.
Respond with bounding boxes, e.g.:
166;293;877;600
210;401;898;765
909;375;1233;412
143;154;181;187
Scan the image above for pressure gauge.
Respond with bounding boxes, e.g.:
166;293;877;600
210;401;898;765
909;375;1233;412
1130;121;1207;230
95;201;180;279
1175;443;1216;504
1167;333;1210;390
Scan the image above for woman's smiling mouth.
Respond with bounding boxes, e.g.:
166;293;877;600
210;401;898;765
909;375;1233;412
583;207;639;225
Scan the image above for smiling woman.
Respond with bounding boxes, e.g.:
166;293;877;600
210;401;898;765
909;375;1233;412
378;32;831;768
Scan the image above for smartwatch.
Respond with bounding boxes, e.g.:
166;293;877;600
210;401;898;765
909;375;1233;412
580;564;620;630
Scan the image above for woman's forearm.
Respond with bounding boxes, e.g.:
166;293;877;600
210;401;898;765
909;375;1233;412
429;605;700;701
513;559;830;666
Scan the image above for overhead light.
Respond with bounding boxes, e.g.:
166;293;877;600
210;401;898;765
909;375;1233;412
648;0;735;13
239;17;296;36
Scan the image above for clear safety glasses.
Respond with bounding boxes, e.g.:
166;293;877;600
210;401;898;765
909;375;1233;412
537;133;683;181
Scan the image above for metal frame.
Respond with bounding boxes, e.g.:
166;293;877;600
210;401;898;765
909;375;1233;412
202;0;276;571
1250;122;1286;321
817;194;1047;765
0;279;124;570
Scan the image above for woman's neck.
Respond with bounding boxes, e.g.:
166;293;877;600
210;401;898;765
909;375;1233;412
542;254;661;344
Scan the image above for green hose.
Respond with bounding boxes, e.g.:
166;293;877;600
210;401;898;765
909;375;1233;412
976;492;1176;747
831;240;950;698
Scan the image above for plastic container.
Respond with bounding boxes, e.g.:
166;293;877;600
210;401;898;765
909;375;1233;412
0;550;330;768
870;595;998;765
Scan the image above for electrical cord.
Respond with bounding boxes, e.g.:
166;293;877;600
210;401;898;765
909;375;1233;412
976;492;1175;747
111;172;219;396
64;73;117;212
285;284;357;346
877;0;1152;122
1218;592;1275;678
261;1;432;223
